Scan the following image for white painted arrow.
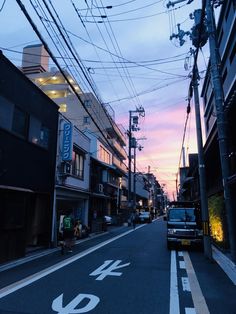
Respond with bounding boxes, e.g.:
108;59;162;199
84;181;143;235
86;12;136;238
52;293;100;314
89;260;130;280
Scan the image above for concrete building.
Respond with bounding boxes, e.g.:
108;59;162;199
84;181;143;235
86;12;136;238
54;114;90;241
21;44;128;228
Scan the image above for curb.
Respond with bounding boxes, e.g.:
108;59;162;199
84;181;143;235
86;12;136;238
212;245;236;285
0;231;108;273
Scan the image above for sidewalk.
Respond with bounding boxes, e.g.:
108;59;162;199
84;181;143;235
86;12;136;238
0;225;127;273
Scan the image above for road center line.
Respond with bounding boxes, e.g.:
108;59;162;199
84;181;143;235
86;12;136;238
169;250;180;314
183;251;210;314
0;226;145;299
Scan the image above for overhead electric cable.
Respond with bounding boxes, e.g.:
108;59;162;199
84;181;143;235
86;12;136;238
70;0;121;104
16;0;128;168
82;0;140;108
97;0;143;108
82;4;186;23
0;0;6;12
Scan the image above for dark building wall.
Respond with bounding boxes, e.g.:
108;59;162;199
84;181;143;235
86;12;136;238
201;2;236;251
0;52;59;263
0;51;58;190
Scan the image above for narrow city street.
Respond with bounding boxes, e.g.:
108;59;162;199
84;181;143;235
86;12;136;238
0;219;236;314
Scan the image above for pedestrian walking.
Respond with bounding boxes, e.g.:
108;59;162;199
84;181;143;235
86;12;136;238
61;210;74;254
131;211;138;229
74;220;82;239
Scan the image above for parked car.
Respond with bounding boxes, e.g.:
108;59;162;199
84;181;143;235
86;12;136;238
138;212;152;223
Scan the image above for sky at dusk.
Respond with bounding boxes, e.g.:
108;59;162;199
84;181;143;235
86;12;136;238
0;0;217;199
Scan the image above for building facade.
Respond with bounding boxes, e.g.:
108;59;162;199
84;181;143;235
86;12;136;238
0;51;58;263
54;114;90;242
201;1;236;250
21;44;128;230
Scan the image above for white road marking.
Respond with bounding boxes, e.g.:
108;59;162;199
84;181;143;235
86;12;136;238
89;260;130;280
0;226;145;299
169;250;180;314
181;277;190;292
183;251;210;314
179;260;186;269
185;308;196;314
52;293;100;314
178;251;183;257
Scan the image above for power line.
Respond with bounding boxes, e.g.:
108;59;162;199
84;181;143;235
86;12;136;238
0;0;6;12
16;0;128;171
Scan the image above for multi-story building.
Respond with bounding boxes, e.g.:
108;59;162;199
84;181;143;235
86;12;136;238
131;172;149;210
178;154;199;202
201;1;236;250
0;51;58;263
54;114;90;241
21;44;128;229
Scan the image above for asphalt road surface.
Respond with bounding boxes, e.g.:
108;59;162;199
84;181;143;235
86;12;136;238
0;218;236;314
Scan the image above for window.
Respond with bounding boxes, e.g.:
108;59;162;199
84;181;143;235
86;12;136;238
29;116;50;149
225;2;231;21
84;100;92;107
83;116;90;125
222;67;228;84
12;106;28;138
99;146;110;164
0;96;14;130
59;103;67;112
218;29;224;46
72;147;84;179
229;41;236;64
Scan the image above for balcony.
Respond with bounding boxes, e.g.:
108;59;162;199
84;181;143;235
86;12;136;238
108;139;127;160
106;123;127;146
113;155;127;174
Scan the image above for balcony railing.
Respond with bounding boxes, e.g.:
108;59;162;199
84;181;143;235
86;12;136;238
108;139;127;160
113;155;127;174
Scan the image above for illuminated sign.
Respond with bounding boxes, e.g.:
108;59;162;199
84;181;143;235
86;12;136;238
62;122;72;161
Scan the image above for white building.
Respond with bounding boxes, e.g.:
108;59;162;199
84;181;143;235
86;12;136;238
21;44;129;228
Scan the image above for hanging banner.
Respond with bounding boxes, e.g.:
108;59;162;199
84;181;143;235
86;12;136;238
62;122;72;161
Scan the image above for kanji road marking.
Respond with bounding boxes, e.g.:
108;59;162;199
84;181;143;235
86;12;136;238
89;260;130;280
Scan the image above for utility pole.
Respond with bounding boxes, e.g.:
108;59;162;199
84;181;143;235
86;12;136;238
191;62;212;260
128;107;145;213
133;138;137;211
128;112;132;211
133;138;145;212
205;0;236;261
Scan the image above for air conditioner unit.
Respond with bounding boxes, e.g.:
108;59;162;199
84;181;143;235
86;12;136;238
98;183;104;193
61;162;71;176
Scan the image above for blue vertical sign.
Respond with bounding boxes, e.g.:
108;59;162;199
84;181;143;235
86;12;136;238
62;122;72;161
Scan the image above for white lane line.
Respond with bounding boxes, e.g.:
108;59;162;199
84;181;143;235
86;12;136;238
181;277;190;292
0;226;145;299
179;260;186;269
185;308;196;314
178;251;183;257
169;250;180;314
183;252;210;314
